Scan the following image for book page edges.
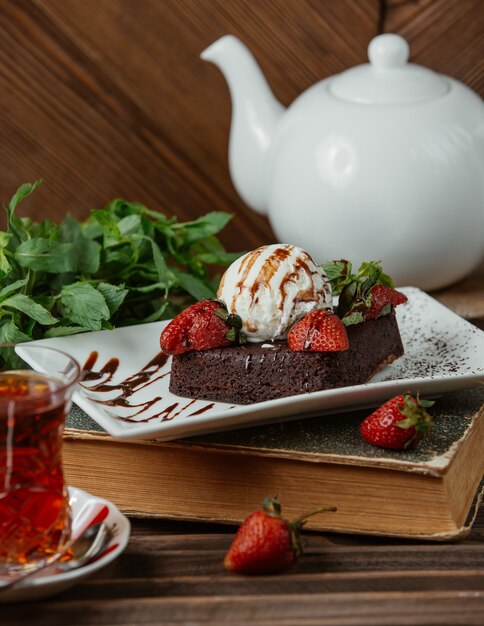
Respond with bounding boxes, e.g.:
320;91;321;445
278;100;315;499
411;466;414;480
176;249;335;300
442;406;484;528
107;479;484;542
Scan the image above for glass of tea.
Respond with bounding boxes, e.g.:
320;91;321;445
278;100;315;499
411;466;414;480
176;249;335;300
0;344;81;578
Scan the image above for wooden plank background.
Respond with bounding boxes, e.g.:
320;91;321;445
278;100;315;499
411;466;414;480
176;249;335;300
0;0;482;255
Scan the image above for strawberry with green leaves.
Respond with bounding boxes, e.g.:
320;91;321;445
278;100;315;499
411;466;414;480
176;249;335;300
224;497;336;575
360;394;434;450
322;259;407;326
160;299;243;355
367;284;408;319
287;309;349;352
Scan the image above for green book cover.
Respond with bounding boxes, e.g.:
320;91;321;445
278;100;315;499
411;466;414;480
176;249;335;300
66;386;484;474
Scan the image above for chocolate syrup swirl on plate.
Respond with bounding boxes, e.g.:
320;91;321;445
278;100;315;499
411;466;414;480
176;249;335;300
80;351;215;424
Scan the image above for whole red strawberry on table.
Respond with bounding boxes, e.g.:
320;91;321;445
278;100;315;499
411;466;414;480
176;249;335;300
224;497;336;575
360;394;434;450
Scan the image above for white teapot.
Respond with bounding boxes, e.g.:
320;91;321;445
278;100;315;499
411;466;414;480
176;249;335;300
201;34;484;290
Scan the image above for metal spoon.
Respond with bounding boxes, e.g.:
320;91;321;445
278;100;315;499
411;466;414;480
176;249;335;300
0;521;113;591
58;521;113;571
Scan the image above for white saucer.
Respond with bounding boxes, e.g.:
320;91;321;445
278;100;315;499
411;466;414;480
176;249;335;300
0;486;130;603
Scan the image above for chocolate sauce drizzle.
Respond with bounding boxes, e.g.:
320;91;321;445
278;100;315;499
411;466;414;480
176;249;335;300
80;351;215;424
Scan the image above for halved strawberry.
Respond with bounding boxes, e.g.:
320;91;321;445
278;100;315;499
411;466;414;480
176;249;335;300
287;309;349;352
160;299;243;355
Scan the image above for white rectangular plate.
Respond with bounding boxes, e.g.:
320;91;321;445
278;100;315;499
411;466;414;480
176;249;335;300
18;288;484;441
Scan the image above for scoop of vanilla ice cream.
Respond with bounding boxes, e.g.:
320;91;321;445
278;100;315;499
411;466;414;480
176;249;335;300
217;244;332;342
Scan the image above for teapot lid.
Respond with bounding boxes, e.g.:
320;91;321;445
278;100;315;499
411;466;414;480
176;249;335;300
329;34;449;104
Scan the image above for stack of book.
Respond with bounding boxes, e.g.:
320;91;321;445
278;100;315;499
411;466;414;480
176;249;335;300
63;387;484;540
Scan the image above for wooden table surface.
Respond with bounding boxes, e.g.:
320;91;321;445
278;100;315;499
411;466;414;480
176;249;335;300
4;510;484;626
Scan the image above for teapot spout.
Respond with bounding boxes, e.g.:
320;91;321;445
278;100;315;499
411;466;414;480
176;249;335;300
201;36;285;215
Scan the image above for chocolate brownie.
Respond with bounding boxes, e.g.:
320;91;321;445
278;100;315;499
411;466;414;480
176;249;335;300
169;314;404;404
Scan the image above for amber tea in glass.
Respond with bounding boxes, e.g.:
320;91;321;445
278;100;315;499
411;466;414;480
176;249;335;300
0;344;80;578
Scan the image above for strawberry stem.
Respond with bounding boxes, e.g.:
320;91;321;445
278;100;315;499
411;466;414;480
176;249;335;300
262;496;281;516
291;506;337;527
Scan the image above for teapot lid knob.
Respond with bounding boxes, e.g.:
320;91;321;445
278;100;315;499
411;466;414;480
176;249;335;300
329;33;449;104
368;34;409;68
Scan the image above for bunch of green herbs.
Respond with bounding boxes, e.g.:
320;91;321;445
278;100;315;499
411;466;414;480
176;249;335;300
0;182;242;361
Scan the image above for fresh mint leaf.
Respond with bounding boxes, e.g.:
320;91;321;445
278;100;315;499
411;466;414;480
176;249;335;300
0;232;13;274
102;245;134;269
169;212;232;244
135;202;171;224
1;294;58;325
105;199;148;219
195;236;244;266
0;251;11;275
59;212;82;241
30;218;59;241
376;302;393;318
322;260;353;295
109;200;175;242
73;238;101;274
196;251;243;265
341;311;365;326
139;301;169;323
337;282;359;319
60;215;102;274
81;215;103;240
118;214;142;236
4;181;42;245
171;268;216;300
141;237;175;291
130;282;170;294
15;239;74;273
14;237;100;275
357;261;394;288
0;278;28;301
8;181;42;214
44;325;89;338
91;209;123;246
5;181;43;248
96;282;128;316
323;259;351;280
0;319;32;343
59;282;110;331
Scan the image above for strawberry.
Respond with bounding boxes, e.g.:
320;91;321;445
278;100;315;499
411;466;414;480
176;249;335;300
367;285;408;319
323;259;407;326
287;309;349;352
223;497;336;575
360;394;434;450
160;299;243;355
